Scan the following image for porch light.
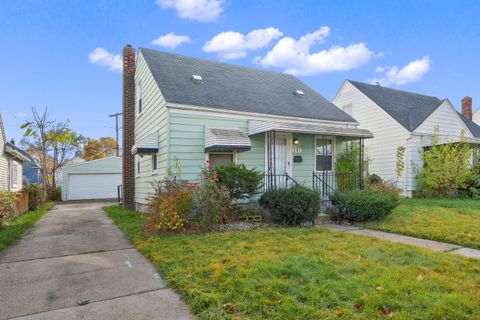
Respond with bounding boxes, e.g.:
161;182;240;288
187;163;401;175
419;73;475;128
293;138;299;145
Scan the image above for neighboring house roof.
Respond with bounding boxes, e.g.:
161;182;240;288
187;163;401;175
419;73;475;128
5;142;29;162
348;80;444;132
60;156;122;170
458;113;480;137
348;80;480;137
139;48;357;123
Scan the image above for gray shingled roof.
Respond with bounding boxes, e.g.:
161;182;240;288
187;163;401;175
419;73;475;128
349;80;480;137
139;48;357;123
458;113;480;137
349;80;444;131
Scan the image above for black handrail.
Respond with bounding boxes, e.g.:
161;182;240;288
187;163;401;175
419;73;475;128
262;173;301;191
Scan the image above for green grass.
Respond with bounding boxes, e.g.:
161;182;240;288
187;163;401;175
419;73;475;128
0;202;54;252
104;205;480;320
364;198;480;249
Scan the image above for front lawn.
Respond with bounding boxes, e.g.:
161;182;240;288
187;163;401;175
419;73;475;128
364;198;480;249
0;202;54;252
105;205;480;319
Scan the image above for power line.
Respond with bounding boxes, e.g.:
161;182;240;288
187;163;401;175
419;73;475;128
109;112;122;156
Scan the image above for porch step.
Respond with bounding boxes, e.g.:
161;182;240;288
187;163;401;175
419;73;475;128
314;214;330;225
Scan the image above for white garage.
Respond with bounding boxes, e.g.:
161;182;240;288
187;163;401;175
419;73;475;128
61;157;122;201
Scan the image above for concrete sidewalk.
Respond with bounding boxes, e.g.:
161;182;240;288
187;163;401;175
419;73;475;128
0;202;193;320
322;224;480;259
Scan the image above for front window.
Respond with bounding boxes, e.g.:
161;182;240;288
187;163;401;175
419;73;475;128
152;154;157;171
209;152;234;168
316;138;333;171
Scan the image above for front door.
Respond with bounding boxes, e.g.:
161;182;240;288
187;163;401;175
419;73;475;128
265;133;292;188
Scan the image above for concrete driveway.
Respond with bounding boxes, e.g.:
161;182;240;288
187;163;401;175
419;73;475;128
0;202;193;320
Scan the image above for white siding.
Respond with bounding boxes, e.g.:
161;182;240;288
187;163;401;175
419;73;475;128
405;136;423;197
415;100;473;137
134;51;169;205
0;125;8;191
333;82;410;191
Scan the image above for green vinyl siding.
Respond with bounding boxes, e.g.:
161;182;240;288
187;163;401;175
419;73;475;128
134;52;169;204
292;133;315;186
132;59;357;204
168;112;263;182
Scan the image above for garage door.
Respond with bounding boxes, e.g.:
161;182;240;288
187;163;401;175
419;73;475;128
67;173;122;200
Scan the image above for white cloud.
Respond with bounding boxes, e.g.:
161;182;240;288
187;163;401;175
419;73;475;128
157;0;225;22
203;27;283;59
370;56;431;86
88;48;122;71
152;32;192;49
256;26;375;76
14;112;28;118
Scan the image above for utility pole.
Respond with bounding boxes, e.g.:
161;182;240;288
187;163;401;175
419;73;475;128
109;112;122;156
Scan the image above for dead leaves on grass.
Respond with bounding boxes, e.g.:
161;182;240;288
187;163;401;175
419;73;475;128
223;302;236;314
381;306;394;317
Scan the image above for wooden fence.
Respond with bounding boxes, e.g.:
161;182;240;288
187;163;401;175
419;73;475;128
0;191;29;220
15;191;29;216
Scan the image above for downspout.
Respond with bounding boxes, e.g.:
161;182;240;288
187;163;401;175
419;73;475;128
405;134;414;197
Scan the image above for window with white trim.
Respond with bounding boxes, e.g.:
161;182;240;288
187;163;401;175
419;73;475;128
136;156;141;175
11;162;18;187
209;152;234;168
136;82;143;116
152;154;158;171
315;138;333;171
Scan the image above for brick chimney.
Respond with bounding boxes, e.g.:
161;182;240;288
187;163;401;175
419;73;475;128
462;96;473;120
122;44;136;210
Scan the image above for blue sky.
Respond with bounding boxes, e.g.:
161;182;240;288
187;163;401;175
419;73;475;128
1;0;480;144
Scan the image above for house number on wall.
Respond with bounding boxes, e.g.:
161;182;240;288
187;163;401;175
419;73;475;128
292;147;302;154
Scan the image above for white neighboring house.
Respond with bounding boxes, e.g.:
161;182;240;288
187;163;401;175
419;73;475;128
334;80;480;197
0;113;29;191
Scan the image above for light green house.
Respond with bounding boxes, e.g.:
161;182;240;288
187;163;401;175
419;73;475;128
130;48;372;210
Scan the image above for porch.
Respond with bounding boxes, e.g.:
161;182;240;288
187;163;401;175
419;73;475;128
245;119;373;208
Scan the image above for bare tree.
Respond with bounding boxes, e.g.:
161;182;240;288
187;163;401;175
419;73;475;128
21;107;85;190
20;107;54;189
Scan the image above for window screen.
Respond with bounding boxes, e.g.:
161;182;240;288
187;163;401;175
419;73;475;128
316;138;333;171
209;153;234;168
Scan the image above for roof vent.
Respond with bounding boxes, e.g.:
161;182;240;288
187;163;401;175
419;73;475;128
294;89;305;97
191;74;203;83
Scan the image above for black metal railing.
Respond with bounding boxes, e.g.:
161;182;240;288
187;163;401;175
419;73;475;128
313;171;360;210
262;173;301;192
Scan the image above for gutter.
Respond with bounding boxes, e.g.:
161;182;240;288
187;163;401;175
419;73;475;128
5;145;30;162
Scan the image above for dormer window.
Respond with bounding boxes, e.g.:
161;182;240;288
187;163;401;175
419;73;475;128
136;82;143;115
